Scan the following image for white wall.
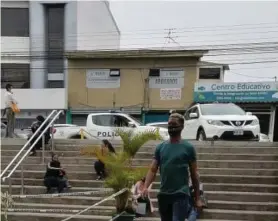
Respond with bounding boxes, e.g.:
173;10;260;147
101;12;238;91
76;1;120;50
1;89;67;110
1;37;30;63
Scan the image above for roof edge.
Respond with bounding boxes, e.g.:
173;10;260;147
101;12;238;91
65;49;209;59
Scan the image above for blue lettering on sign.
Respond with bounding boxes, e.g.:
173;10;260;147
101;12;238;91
97;131;119;137
211;83;272;91
195;82;278;102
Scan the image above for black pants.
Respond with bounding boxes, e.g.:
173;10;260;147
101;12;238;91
44;176;67;193
94;160;105;176
157;194;190;221
29;135;50;153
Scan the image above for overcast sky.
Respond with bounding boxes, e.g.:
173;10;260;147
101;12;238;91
109;0;278;82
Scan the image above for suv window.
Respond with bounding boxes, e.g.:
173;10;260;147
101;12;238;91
112;115;130;127
191;107;199;117
92;115;113;127
185;107;199;120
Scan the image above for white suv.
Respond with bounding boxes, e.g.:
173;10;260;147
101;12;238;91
183;103;260;141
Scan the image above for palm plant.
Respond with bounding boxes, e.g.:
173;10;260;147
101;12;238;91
117;128;162;158
1;191;14;221
81;129;162;218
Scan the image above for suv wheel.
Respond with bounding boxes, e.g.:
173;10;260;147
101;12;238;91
197;129;206;141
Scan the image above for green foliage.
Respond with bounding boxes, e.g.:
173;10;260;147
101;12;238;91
1;191;14;221
80;129;161;213
116;128;162;158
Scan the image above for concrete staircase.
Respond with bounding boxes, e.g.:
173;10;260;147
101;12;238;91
1;139;278;221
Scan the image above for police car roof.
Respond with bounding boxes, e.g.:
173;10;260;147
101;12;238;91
88;112;127;116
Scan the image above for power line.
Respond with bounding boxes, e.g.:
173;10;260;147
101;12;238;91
18;22;278;38
3;41;278;53
3;37;278;52
2;60;278;70
9;28;278;41
228;70;277;79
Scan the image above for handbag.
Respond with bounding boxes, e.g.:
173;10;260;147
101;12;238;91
11;103;20;113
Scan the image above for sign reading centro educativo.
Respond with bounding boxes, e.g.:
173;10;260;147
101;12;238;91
194;82;278;102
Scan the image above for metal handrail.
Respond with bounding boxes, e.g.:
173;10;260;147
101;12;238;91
0;110;57;180
2;110;64;182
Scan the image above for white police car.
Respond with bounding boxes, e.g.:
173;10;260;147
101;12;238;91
54;112;169;140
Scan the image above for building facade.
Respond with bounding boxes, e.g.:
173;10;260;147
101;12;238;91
1;0;120;127
65;49;228;125
1;0;120;89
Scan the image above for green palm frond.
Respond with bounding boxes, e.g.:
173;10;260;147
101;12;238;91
79;129;160;213
116;128;162;158
104;152;148;191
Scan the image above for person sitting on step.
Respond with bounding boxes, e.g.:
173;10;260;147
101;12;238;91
44;153;71;193
94;139;116;180
131;177;154;217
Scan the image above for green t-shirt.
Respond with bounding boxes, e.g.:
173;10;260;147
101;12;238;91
154;139;197;196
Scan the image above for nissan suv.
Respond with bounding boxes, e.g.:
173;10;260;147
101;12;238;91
182;103;260;141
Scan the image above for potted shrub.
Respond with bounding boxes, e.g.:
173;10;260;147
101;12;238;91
81;129;162;221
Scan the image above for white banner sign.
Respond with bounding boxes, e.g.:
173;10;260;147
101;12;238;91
149;69;184;88
160;88;181;100
86;69;120;88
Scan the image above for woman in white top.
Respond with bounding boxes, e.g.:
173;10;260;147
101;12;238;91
131;177;154;216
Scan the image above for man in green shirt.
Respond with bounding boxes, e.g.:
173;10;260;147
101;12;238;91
142;113;202;221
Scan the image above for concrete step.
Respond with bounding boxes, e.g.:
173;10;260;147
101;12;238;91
2;138;278;147
200;209;278;221
5;172;278;187
3;184;278;198
3;149;278;161
12;191;278;205
12;200;278;213
2;156;278;169
6;213;111;221
6;209;278;221
5;212;249;221
9;202;278;217
2;143;278;154
5;169;278;183
2;165;278;176
52;139;278;147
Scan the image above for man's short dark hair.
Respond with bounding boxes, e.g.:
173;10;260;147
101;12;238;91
5;84;12;91
169;113;184;125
